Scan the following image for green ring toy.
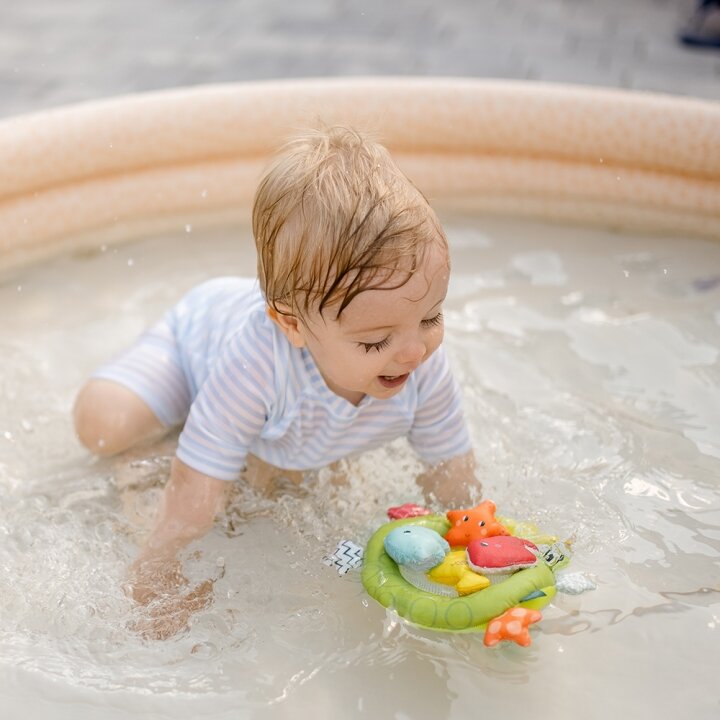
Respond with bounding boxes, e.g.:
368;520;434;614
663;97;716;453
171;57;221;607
361;514;559;635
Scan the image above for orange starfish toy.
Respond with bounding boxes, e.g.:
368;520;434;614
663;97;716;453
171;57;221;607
483;607;543;647
445;500;509;547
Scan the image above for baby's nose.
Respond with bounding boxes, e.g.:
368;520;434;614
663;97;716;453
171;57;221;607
394;339;426;365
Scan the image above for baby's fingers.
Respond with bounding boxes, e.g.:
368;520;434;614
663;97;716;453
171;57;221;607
181;578;214;613
129;578;216;641
125;556;185;605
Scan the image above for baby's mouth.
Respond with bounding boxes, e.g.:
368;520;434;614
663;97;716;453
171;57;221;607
378;373;409;389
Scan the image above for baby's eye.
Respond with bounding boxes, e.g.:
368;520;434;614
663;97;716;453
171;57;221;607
358;337;391;353
421;312;443;328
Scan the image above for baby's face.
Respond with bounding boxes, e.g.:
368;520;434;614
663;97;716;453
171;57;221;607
299;242;450;405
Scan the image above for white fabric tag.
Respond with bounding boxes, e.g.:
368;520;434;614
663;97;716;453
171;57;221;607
323;540;364;575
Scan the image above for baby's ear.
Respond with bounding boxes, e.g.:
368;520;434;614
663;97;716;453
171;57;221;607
267;305;306;348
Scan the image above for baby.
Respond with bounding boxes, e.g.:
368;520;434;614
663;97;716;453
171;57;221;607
73;126;480;633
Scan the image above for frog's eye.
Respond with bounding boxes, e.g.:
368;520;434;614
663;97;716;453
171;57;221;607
463;515;469;522
478;521;485;526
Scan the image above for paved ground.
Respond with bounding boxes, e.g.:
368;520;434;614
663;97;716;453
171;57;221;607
0;0;718;119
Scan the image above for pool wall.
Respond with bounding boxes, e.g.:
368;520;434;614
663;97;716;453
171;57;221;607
0;78;718;270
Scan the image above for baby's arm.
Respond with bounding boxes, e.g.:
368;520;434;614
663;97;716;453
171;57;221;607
142;458;228;560
129;458;229;608
130;319;269;578
409;348;481;507
416;450;481;508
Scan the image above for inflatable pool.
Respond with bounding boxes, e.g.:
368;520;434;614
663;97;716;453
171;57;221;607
1;78;718;273
1;77;719;719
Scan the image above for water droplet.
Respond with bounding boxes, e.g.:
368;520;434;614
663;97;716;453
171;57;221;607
97;438;106;448
200;189;208;199
3;431;13;441
127;258;134;267
17;285;22;292
185;224;193;233
21;419;33;433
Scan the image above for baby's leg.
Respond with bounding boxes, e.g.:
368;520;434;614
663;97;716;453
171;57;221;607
74;379;166;456
74;320;192;457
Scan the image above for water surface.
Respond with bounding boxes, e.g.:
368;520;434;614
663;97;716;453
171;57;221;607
0;216;718;719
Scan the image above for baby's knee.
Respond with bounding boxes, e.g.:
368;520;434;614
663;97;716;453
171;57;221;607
73;379;162;456
73;381;121;455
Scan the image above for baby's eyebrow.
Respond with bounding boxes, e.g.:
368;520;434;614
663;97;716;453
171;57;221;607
346;304;445;335
345;295;447;336
347;322;396;335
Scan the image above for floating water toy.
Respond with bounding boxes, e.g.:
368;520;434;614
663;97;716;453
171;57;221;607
359;501;582;647
466;536;540;579
427;550;491;596
444;500;509;545
387;503;432;520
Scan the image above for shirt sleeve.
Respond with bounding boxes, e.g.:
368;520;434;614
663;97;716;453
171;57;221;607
408;346;472;464
176;326;274;481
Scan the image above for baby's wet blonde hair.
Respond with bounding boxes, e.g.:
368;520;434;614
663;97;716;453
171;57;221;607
252;125;447;320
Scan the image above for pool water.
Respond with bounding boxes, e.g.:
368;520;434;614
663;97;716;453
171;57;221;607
0;216;718;719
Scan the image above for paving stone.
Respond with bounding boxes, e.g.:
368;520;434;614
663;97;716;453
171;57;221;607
0;0;718;120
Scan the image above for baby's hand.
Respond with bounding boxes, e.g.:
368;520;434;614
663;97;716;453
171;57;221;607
126;555;214;640
416;451;482;508
122;459;230;639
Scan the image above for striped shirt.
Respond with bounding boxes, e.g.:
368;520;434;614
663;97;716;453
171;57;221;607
132;278;471;480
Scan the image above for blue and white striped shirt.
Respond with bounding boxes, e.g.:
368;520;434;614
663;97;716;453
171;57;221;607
169;278;471;480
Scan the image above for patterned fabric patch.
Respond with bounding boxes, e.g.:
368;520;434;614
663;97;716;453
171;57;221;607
323;540;364;575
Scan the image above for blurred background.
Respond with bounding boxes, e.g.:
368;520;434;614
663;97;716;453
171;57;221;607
0;0;718;120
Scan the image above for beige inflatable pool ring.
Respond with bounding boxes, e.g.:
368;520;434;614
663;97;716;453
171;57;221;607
0;78;718;272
